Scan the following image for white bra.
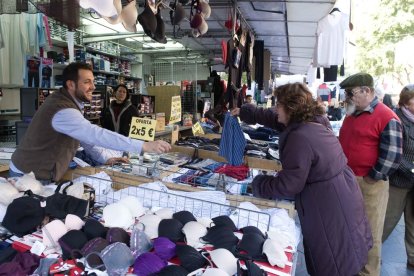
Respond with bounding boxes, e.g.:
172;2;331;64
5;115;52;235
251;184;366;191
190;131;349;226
138;214;162;239
119;195;145;218
102;202;134;229
209;248;238;276
182;221;207;248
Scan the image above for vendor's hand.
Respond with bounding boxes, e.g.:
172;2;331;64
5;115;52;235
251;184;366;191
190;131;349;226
142;140;171;153
363;175;378;184
230;108;240;116
105;157;129;165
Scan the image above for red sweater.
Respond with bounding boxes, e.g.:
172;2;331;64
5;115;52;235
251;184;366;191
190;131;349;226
339;103;399;176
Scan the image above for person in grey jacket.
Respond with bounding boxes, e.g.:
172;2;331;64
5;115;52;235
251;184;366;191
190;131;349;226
383;84;414;270
232;82;372;276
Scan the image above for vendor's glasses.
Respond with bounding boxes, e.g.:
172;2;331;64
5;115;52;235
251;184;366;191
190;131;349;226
345;87;364;98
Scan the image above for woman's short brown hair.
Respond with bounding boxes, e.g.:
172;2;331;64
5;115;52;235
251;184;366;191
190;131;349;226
275;82;324;124
398;84;414;107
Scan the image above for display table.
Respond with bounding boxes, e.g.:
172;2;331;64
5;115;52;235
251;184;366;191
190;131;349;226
170;144;282;171
155;125;192;138
0;164;8;173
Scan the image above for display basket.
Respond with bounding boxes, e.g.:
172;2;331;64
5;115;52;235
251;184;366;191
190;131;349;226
95;161;296;218
72;173;272;231
100;160;256;195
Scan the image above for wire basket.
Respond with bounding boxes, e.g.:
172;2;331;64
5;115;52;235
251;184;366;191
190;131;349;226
72;173;272;231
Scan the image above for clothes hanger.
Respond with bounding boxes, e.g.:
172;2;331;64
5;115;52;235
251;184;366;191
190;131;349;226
329;7;340;14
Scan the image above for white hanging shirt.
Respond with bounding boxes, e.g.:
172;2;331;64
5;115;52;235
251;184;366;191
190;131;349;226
314;11;349;67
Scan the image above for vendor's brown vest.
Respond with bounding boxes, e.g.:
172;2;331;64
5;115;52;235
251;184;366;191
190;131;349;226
12;88;81;181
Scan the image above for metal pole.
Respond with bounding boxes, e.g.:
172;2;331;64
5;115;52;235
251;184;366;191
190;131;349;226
195;61;198;120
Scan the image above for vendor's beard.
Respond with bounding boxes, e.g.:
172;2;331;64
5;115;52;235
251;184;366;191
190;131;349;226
345;101;356;115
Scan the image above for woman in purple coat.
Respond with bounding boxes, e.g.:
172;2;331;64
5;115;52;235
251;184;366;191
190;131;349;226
232;83;372;276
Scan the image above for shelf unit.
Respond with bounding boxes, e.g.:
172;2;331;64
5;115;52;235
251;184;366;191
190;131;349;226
82;43;142;93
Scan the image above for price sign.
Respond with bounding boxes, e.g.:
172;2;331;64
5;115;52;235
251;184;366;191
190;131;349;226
192;121;205;135
169;96;182;124
129;117;157;141
266;98;272;108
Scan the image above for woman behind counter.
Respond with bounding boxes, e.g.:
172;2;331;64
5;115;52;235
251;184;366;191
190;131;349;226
102;84;139;137
231;82;372;276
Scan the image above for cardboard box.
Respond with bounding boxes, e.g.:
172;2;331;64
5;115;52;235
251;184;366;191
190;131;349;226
147;86;180;123
155;113;165;131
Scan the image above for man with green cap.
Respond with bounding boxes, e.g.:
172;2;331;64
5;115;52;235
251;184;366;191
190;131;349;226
339;72;403;276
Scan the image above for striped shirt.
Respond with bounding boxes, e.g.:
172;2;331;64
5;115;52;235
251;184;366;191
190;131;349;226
219;112;247;166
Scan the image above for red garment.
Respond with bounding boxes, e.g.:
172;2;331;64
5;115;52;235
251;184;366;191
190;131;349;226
241;84;247;99
221;40;227;65
215;164;249;180
339;103;399;176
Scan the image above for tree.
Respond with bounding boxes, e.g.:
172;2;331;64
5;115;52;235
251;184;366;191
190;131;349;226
355;0;414;88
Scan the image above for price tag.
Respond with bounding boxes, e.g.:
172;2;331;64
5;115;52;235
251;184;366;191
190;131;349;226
129;117;157;141
192;121;205;135
169;95;182;124
30;240;46;256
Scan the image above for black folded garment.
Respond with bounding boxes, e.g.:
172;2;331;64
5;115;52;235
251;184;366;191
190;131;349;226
45;182;88;219
198;145;220;151
247;139;269;147
2;195;45;237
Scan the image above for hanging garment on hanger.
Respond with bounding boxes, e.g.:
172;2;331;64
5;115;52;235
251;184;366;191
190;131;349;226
219;112;246;166
314;11;349;67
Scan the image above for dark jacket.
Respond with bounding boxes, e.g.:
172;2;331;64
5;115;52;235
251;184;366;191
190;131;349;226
102;100;138;137
240;105;372;276
12;88;80;181
389;108;414;189
327;106;343;121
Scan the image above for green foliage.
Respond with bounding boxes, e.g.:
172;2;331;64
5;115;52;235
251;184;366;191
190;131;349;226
355;0;413;86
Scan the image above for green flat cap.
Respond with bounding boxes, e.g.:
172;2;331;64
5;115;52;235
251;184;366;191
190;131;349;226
339;73;374;89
